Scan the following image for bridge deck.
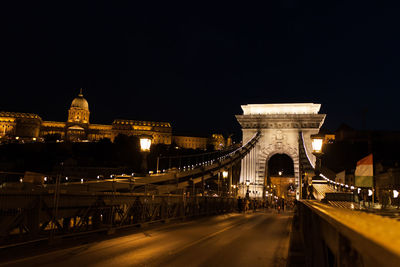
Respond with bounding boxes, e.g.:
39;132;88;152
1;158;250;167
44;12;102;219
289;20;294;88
0;210;292;267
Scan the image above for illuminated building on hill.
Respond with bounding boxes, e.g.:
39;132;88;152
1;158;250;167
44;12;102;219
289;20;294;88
0;90;227;149
0;90;172;144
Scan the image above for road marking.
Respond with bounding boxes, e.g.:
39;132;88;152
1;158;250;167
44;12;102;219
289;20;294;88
167;215;250;256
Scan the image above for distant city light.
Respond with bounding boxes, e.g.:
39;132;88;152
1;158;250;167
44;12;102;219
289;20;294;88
393;190;399;198
368;189;373;196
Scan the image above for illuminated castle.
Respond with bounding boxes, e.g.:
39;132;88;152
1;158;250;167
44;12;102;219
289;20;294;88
0;90;172;144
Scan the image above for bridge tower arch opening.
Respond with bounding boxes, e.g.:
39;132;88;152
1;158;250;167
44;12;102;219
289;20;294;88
236;103;326;200
266;153;296;201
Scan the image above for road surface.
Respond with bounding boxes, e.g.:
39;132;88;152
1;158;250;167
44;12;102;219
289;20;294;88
1;210;293;267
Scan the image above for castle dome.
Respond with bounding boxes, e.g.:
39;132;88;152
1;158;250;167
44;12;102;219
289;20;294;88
70;89;89;110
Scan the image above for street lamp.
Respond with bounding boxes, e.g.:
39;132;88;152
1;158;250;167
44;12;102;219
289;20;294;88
222;170;229;196
311;133;325;180
311;134;324;154
394;190;400;209
232;184;237;197
140;135;152;175
246;180;250;199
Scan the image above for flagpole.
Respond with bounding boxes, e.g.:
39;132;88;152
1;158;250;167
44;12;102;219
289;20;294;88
372;155;375;206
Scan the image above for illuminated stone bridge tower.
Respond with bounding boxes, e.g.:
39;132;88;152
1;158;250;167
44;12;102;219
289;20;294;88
235;103;326;199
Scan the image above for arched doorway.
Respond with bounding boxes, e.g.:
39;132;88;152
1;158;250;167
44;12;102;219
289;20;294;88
267;153;296;201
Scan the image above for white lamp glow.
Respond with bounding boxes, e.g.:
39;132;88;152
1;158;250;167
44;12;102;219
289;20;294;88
140;136;152;152
311;138;323;153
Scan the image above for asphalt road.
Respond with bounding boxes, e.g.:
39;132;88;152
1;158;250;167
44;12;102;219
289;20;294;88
1;210;293;267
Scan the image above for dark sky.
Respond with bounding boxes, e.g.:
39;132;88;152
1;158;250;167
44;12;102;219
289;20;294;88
2;1;400;140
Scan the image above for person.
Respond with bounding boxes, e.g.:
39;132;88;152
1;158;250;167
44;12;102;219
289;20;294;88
362;188;368;208
281;198;285;212
382;190;389;209
277;198;282;214
308;184;314;199
354;189;359;204
237;196;243;213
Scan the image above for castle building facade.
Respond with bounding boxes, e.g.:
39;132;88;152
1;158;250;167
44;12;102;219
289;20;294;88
0;90;172;144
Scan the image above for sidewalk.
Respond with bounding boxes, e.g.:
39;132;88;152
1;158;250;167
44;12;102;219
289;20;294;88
355;202;400;219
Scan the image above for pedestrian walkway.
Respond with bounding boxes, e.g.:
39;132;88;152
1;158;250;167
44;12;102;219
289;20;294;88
324;200;400;221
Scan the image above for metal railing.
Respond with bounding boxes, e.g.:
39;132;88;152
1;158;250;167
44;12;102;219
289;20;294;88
0;191;236;247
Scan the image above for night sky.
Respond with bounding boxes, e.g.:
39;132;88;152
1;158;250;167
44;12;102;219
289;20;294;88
3;1;400;141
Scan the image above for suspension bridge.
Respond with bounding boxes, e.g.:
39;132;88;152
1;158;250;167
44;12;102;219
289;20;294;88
1;103;400;267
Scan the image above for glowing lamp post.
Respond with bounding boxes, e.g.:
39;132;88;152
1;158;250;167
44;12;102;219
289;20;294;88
140;135;152;175
222;170;229;196
311;133;325;180
246;180;250;199
232;184;237;197
394;190;399;199
394;190;400;209
311;134;324;155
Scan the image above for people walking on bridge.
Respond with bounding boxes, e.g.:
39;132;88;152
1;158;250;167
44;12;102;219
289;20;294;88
244;198;249;213
307;184;313;199
381;190;390;210
237;196;243;213
277;198;282;214
361;188;370;208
